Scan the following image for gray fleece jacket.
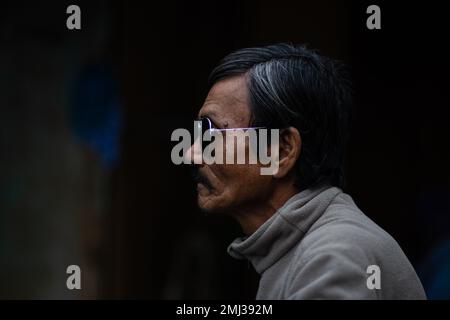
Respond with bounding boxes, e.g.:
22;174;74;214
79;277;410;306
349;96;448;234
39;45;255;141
228;185;426;299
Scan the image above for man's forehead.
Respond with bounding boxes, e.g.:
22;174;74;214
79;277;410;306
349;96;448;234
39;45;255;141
198;76;251;124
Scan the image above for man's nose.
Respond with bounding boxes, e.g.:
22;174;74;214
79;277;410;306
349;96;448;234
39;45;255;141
184;137;203;165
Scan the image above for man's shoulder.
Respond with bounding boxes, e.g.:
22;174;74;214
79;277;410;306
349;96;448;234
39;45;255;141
297;191;403;264
283;191;426;299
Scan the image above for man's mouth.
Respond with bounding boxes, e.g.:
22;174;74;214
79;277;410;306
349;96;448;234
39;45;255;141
196;182;209;196
191;169;213;190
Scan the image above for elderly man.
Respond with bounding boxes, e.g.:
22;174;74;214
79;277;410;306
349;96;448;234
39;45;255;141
185;43;426;299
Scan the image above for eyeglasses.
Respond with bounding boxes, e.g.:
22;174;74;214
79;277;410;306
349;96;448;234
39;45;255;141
197;116;266;150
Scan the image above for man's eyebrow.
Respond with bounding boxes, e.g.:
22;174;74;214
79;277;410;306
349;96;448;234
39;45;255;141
198;110;223;128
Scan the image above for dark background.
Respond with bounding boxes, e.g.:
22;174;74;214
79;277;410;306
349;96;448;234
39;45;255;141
1;1;449;299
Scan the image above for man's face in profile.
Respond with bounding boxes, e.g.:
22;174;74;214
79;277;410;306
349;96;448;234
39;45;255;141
187;75;273;214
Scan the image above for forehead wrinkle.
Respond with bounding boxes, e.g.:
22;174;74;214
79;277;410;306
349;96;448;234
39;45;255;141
207;76;249;107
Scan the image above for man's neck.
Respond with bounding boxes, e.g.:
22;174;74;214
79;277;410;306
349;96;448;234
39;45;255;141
232;183;300;235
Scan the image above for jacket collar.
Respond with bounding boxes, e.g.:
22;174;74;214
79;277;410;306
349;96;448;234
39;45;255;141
227;184;341;273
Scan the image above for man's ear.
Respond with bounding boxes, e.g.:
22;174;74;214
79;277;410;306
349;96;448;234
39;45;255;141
273;127;301;179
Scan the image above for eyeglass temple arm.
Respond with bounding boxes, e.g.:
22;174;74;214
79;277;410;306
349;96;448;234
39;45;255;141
210;126;267;131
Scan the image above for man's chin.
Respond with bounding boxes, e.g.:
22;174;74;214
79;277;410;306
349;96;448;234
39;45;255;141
197;195;220;213
197;192;228;213
196;183;232;213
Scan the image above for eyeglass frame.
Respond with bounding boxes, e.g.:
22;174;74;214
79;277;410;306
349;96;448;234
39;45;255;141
198;116;266;133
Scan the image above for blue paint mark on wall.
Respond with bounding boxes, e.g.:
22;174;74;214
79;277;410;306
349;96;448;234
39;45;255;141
69;63;123;169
